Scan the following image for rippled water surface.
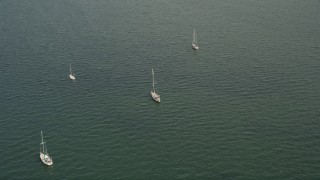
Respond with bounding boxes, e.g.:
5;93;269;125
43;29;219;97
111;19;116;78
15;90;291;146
0;0;320;179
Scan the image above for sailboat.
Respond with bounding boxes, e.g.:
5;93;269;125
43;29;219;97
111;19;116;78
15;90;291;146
69;64;76;80
192;28;199;50
40;130;53;166
151;68;161;103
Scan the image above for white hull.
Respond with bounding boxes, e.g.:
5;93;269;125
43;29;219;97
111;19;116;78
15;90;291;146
192;43;199;50
40;152;53;166
151;91;160;103
69;74;76;80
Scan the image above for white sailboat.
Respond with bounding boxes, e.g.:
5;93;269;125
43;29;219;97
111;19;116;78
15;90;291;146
40;130;53;166
192;28;199;50
69;64;76;80
151;68;161;103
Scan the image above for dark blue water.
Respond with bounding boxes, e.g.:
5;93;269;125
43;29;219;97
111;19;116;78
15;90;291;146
0;0;320;179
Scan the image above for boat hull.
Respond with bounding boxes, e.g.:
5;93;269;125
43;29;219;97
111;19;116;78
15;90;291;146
40;152;53;166
69;74;76;80
151;91;161;103
192;43;199;50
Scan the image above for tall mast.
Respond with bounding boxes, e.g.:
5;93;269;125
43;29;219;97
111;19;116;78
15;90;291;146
152;68;155;92
41;130;45;155
41;130;43;143
193;28;197;44
70;64;72;74
193;29;195;44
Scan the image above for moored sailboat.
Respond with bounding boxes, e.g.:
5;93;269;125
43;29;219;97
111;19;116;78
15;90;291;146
151;68;160;103
69;64;76;80
192;28;199;50
40;130;53;166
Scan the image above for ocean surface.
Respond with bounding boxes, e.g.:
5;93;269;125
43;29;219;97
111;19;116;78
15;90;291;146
0;0;320;179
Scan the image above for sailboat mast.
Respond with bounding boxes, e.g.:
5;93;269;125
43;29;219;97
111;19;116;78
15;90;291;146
152;68;155;92
69;64;72;74
193;29;195;44
41;130;44;154
194;28;198;44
